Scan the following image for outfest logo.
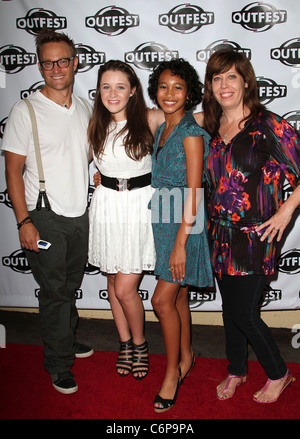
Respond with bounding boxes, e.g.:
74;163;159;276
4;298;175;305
0;45;36;74
0;189;12;209
0;117;8;140
256;76;287;105
283;111;300;133
34;288;83;300
260;285;282;308
125;42;179;71
188;288;216;309
85;6;139;36
277;249;300;275
271;38;300;67
2;249;31;274
16;8;67;35
282;181;296;204
196;40;251;63
75;44;106;72
99;289;149;302
158;3;214;34
85;261;100;275
87;185;95;208
232;2;287;32
20;81;44;100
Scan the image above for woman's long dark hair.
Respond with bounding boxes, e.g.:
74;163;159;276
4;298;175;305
202;49;264;139
88;60;153;160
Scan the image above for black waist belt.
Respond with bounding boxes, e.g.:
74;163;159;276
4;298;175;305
100;172;151;191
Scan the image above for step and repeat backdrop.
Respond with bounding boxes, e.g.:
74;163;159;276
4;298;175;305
0;0;300;312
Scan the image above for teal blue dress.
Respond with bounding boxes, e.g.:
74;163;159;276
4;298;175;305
150;112;214;287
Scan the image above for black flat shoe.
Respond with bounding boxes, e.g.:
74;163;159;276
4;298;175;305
153;369;181;413
180;352;195;385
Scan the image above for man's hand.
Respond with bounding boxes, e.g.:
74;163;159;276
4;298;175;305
19;222;40;252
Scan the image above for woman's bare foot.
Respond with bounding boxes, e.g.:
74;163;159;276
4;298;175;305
253;370;293;403
153;371;180;410
217;374;247;400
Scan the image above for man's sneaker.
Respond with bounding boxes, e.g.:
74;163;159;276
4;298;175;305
52;371;78;394
74;342;94;358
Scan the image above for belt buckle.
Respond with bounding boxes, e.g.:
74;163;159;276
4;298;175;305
116;178;129;191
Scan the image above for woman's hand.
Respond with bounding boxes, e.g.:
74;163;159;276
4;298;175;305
255;185;300;243
255;205;293;243
169;244;186;283
93;171;101;187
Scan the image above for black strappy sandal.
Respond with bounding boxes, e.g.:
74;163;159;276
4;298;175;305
132;340;149;381
116;338;133;377
153;369;181;413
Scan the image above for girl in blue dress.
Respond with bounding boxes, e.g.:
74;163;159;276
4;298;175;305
148;59;214;412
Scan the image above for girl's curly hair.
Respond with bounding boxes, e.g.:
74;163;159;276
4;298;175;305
148;58;203;111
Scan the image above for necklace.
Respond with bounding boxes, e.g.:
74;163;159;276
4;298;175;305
43;90;71;108
223;124;234;144
222;119;242;144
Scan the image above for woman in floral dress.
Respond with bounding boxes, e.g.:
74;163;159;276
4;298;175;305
203;49;300;403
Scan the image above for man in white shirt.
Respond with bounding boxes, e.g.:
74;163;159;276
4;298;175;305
2;30;93;394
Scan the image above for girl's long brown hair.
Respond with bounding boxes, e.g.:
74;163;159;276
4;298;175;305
88;60;153;160
202;49;264;139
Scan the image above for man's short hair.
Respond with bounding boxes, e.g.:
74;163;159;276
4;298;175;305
35;29;76;60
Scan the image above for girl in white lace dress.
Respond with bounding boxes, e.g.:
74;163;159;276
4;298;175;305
88;60;162;380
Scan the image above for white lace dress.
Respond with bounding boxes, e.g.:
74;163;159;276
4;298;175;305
88;120;156;273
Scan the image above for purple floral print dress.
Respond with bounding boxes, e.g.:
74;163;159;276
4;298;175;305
204;110;300;278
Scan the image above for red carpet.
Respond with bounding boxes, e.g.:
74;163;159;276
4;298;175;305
0;344;299;420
